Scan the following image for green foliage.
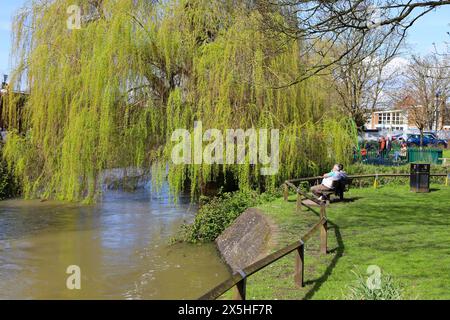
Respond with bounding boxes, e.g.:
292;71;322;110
0;148;21;200
345;269;403;300
443;149;450;158
179;190;262;243
347;163;447;175
5;0;357;202
346;163;447;187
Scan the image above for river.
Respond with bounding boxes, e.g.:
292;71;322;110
0;185;231;300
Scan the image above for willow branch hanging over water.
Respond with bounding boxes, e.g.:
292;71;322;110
3;0;357;202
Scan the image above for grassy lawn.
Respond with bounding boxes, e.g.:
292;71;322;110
226;183;450;300
444;149;450;158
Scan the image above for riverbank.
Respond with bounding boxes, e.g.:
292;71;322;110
218;184;450;300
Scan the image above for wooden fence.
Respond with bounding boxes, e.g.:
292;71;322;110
199;182;326;300
199;173;449;300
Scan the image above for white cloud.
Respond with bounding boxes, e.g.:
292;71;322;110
385;57;408;74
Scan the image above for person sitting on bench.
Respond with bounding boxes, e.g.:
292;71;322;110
311;164;346;201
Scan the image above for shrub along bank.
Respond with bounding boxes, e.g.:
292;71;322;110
177;189;281;244
0;148;20;200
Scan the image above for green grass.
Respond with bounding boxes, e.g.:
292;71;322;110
222;184;450;300
443;149;450;158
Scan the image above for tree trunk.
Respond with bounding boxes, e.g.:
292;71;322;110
420;128;424;148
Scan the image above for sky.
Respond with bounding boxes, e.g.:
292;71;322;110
0;1;449;78
0;0;25;77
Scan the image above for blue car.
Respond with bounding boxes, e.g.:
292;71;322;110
406;133;448;148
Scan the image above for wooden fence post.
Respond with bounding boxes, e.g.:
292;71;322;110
233;278;247;300
283;183;289;201
294;243;305;287
320;204;327;255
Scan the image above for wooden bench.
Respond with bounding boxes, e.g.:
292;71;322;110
321;178;352;201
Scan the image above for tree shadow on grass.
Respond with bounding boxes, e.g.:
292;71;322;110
297;204;345;300
302;221;344;300
331;197;363;204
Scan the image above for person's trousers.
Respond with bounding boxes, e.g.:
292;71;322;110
311;184;333;197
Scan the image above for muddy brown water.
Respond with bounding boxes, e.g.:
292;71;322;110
0;186;231;300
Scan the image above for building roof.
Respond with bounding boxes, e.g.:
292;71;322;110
396;95;418;110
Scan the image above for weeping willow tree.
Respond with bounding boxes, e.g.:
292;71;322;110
3;0;356;202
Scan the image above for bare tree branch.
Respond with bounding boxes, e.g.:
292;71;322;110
254;0;450;85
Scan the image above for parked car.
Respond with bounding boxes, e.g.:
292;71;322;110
406;133;448;148
392;133;407;142
358;132;380;143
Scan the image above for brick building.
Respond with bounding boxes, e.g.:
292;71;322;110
366;96;450;132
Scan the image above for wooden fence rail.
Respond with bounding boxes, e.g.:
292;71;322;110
199;216;327;300
199;172;449;300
